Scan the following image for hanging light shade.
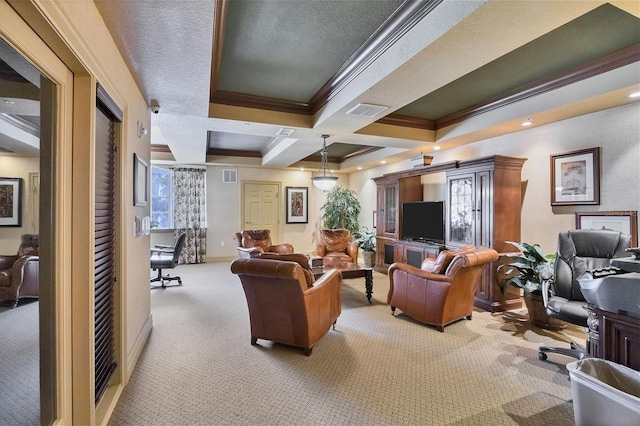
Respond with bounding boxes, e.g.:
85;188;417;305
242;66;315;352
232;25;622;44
311;134;338;191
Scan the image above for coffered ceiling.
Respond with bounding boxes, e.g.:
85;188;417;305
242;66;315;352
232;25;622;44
10;0;634;171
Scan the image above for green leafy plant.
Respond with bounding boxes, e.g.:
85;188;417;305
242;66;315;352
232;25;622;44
498;241;554;295
320;185;361;235
354;226;376;252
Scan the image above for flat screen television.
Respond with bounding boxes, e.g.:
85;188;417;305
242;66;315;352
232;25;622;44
401;201;445;245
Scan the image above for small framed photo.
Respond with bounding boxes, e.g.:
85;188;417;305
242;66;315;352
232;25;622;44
0;177;23;226
576;210;638;247
133;153;149;207
550;147;600;206
286;186;308;224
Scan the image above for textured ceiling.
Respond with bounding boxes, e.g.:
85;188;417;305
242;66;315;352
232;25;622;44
3;1;638;169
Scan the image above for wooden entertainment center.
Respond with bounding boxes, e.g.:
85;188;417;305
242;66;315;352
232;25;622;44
373;155;527;312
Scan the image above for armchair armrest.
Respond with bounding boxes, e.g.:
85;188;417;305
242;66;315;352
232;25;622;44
0;254;18;270
389;262;452;283
346;242;359;264
542;277;553;308
315;244;326;257
154;244;174;249
304;269;342;341
237;246;264;259
270;243;294;254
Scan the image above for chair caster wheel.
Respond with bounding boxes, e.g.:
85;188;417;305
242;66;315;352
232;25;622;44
538;352;547;361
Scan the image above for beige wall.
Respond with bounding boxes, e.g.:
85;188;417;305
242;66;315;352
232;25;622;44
206;166;349;258
2;0;153;423
350;103;640;254
0;156;39;250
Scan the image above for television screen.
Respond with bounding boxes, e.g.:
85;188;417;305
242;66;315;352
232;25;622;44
401;201;445;244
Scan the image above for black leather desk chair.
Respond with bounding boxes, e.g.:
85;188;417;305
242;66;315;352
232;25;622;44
538;229;631;361
150;233;186;288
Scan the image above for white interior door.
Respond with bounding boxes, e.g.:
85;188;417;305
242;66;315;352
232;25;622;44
242;182;281;240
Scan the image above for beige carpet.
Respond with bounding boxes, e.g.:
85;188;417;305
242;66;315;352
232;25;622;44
109;262;583;425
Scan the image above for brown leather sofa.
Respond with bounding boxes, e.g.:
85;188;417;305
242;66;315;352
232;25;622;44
230;257;341;355
387;247;498;331
232;229;294;258
0;234;39;308
316;229;358;264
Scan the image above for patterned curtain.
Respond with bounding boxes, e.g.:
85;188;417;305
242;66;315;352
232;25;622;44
172;167;207;263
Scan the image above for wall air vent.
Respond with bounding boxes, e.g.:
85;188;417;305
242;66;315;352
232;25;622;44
223;169;237;183
345;103;389;118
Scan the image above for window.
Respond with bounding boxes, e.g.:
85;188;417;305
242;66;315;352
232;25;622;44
150;166;174;229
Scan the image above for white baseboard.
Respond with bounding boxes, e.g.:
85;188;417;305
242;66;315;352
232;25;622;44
125;313;153;382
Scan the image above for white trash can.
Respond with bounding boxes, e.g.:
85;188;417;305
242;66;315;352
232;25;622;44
567;358;640;425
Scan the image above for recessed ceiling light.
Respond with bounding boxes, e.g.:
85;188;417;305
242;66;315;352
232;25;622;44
357;166;362;170
628;91;640;98
380;160;386;164
434;146;441;151
521;119;533;127
299;167;304;171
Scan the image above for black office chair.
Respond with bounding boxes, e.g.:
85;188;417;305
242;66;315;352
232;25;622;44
538;229;631;361
150;233;186;288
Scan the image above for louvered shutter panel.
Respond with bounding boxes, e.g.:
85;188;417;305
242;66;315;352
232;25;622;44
94;102;117;403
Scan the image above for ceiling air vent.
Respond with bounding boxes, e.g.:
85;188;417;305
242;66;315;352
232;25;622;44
223;169;237;184
345;103;389;118
276;127;295;136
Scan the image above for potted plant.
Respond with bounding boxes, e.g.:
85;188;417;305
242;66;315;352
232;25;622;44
354;226;376;268
320;185;361;236
498;241;565;330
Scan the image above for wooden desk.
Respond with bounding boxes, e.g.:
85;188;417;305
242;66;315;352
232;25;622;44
587;305;640;371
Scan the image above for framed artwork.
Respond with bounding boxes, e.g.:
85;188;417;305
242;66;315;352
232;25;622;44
576;210;638;247
0;177;23;226
133;153;149;207
550;147;600;206
286;186;308;224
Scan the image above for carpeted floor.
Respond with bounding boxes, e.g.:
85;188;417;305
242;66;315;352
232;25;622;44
109;261;583;425
0;300;40;426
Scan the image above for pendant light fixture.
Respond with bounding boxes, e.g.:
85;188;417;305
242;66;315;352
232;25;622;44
311;134;338;191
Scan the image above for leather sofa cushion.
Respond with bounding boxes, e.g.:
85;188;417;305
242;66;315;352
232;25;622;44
430;244;476;274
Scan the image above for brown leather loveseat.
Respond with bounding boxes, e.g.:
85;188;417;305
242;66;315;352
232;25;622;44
231;257;341;355
316;228;359;264
233;229;294;258
0;234;39;308
387;246;498;331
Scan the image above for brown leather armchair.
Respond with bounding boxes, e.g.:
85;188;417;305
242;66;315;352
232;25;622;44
388;247;498;331
0;234;39;308
232;229;294;259
316;229;358;264
230;257;342;355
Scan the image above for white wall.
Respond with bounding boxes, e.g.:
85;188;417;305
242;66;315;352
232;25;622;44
350;103;640;254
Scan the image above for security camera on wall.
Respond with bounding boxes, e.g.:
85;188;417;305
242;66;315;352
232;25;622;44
150;99;160;114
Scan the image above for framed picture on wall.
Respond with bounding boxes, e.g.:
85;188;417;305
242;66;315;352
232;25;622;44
576;210;638;246
0;177;23;227
133;153;149;207
286;186;308;224
550;147;600;206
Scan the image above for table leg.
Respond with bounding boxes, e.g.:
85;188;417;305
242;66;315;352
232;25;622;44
365;271;373;303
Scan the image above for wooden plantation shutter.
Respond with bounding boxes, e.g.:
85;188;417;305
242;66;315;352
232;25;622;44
94;85;120;403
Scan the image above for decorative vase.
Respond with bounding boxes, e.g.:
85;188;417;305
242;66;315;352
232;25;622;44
363;251;376;268
523;292;566;331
